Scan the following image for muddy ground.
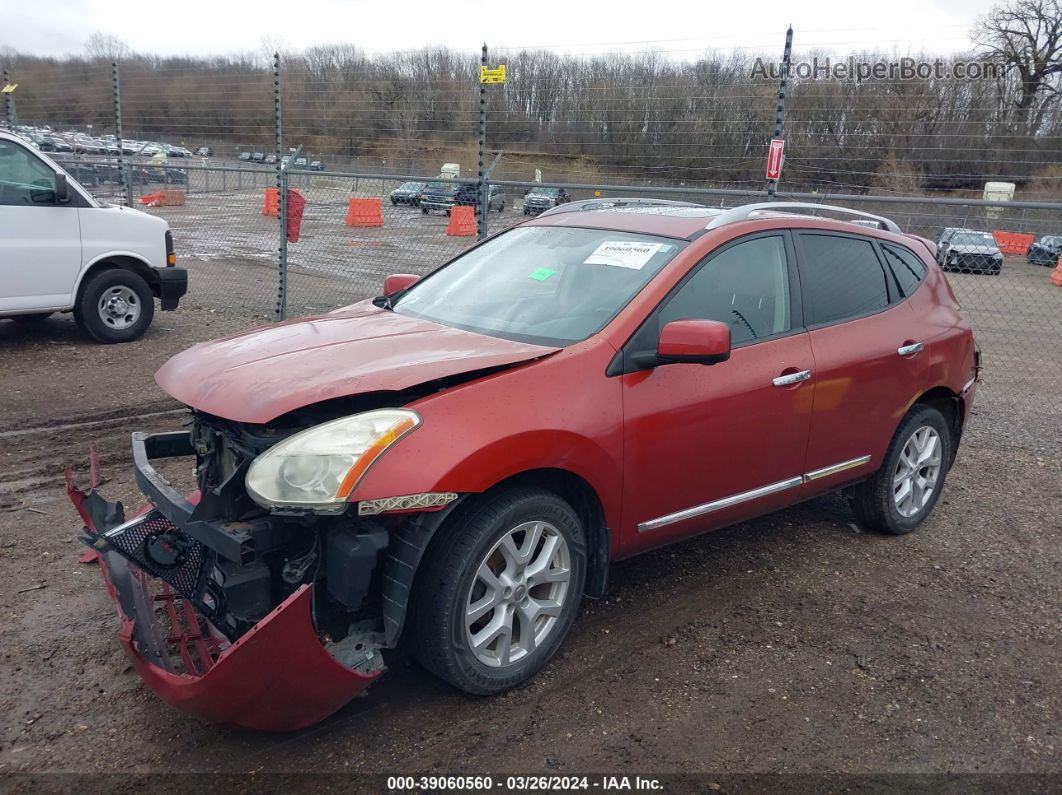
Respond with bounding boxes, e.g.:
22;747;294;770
0;255;1059;789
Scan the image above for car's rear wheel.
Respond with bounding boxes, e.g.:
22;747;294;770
408;487;586;695
497;201;505;213
849;404;953;535
75;269;154;344
421;206;428;215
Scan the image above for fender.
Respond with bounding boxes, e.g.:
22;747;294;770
73;250;158;295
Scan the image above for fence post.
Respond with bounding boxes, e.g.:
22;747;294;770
477;43;489;239
273;51;287;322
111;61;127;207
2;70;15;130
765;26;793;200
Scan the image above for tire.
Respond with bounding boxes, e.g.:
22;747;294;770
408;487;587;695
391;199;397;206
498;202;505;213
849;404;953;535
74;268;154;344
421;207;428;215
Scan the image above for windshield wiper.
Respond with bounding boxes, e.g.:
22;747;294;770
372;294;393;311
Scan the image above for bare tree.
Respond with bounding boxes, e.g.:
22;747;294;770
973;0;1062;135
85;32;131;61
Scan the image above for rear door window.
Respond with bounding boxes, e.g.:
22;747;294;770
798;234;890;326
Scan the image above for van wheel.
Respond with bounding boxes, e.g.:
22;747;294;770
849;404;953;535
421;207;428;215
75;269;154;344
408;487;586;695
497;202;505;213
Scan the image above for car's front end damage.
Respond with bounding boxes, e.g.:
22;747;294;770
66;304;561;730
68;420;402;731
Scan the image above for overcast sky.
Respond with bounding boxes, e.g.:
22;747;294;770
5;0;1000;59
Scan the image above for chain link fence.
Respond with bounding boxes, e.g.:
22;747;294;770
2;40;1060;413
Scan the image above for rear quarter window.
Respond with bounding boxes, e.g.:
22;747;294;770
881;243;928;297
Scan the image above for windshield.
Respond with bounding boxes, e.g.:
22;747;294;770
393;227;686;346
1039;235;1062;246
399;182;424;191
952;232;995;246
529;187;561;196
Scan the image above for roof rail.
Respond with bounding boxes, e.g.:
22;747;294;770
537;197;706;218
704;202;902;234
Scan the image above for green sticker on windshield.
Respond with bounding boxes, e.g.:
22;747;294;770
528;268;556;281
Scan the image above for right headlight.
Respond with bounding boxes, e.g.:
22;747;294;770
245;409;420;513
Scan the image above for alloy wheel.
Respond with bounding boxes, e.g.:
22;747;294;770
893;425;942;518
464;520;571;667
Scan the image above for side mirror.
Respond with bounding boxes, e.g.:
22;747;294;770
656;319;731;366
55;173;70;203
384;273;419;295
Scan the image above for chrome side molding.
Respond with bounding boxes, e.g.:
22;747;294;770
637;455;872;533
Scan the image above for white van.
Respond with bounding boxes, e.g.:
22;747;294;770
0;131;186;343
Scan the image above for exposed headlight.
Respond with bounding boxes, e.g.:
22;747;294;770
245;409;420;512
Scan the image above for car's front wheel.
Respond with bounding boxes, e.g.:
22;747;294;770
849;404;953;535
409;487;586;695
74;268;154;344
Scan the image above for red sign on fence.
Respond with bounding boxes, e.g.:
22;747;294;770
766;138;785;181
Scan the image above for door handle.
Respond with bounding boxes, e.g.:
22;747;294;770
897;342;924;356
773;369;812;387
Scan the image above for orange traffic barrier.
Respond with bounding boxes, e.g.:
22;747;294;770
1050;254;1062;287
991;231;1035;256
447;205;476;237
345;198;384;227
139;190;185;207
263;188;279;217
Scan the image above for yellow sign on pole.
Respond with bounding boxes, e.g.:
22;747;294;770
1;84;17;94
480;65;506;84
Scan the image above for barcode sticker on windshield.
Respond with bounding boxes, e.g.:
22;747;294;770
584;241;665;269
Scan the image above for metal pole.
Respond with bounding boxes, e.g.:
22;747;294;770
273;52;287;322
2;71;11;130
766;26;793;201
112;61;127;206
477;43;488;239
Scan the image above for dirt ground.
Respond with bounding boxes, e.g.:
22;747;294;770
0;253;1059;788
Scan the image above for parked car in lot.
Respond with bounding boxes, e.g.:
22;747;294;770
390;181;427;206
523;186;571;215
420;182;505;214
1027;234;1062;266
50;155;100;188
137;164;188;185
309;160;325;171
238;151;252;162
251;152;266;163
0;131;186;342
195;146;213;157
265;153;278;164
937;229;1003;274
68;198;978;730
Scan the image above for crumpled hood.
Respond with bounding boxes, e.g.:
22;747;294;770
155;301;558;423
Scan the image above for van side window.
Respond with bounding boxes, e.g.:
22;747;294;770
881;243;928;297
0;141;59;206
798;234;889;325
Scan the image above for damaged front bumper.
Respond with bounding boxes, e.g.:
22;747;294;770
66;441;383;732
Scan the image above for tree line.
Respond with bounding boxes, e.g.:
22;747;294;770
2;0;1059;195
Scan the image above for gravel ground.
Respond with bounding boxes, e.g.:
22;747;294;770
0;252;1059;788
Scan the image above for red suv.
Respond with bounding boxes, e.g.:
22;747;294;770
69;200;979;730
